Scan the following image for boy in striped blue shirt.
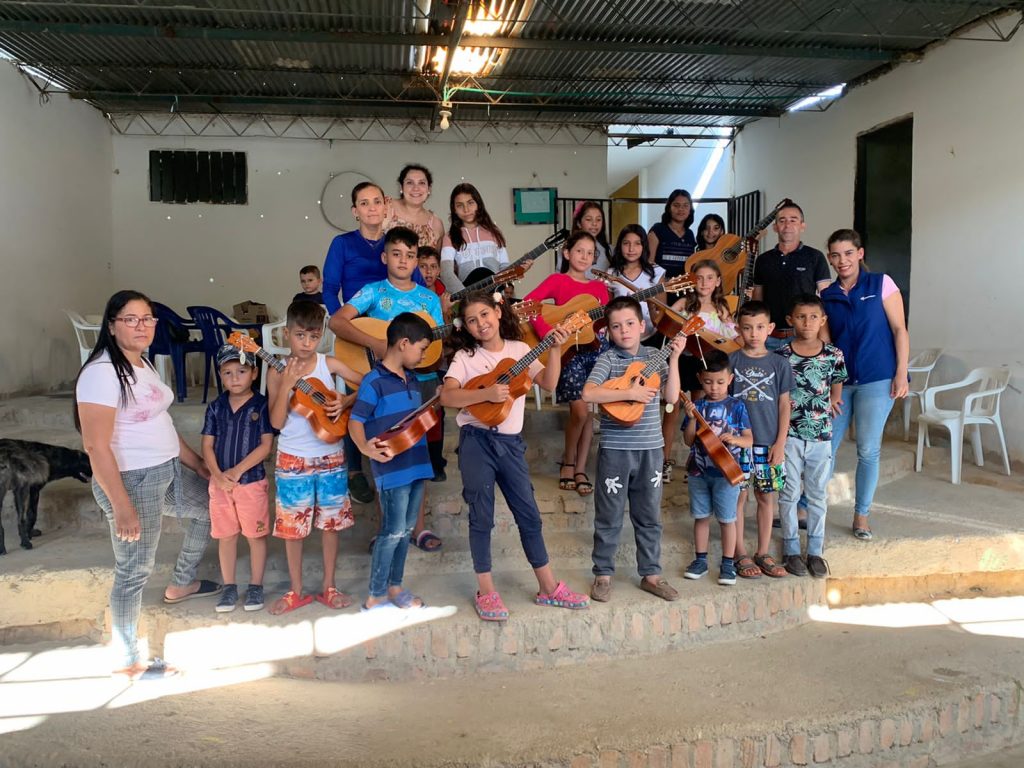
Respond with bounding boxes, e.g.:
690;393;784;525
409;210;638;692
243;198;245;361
349;313;435;610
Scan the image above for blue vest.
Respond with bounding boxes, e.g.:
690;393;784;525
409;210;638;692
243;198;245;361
821;270;896;385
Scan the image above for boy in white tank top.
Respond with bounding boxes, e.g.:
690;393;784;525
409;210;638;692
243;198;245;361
267;301;363;615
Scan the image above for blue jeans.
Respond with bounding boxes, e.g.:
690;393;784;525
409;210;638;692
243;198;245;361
830;378;895;517
688;469;740;523
780;439;831;556
765;335;791;352
93;458;212;667
368;480;425;597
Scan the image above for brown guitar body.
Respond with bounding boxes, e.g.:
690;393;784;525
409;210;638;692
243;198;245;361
684;398;745;486
289;378;350;443
519;294;601;366
333;310;441;385
653;305;741;356
373;395;441;456
462;358;536;427
693;234;747;293
598;362;662;426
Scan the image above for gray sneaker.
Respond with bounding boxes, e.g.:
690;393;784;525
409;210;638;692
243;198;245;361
244;584;265;612
783;555;808;577
215;584;239;613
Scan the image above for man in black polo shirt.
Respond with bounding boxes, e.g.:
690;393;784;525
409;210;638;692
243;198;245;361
752;202;832;351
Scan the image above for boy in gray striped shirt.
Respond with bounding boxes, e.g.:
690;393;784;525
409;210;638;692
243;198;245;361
583;297;686;603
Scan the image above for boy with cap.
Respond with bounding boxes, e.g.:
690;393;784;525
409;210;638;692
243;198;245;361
200;344;276;612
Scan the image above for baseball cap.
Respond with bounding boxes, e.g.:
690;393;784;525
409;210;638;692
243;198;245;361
216;343;257;369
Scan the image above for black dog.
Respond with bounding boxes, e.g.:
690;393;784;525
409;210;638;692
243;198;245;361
0;439;92;554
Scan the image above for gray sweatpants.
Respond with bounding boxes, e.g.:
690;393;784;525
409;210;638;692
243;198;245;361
591;447;664;577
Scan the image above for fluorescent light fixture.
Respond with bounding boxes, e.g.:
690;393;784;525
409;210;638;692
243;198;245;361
432;1;512;76
788;84;845;112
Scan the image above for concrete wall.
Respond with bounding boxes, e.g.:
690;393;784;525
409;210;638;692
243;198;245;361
732;26;1024;461
110;134;607;315
0;64;113;394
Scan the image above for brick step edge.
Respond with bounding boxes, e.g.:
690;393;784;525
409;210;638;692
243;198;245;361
557;682;1021;768
149;579;823;683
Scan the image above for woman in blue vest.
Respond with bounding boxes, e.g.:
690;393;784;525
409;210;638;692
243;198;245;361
821;229;909;541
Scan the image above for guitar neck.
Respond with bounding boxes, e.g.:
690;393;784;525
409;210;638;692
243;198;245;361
251;345;319;396
432;322;455;341
502;332;562;381
509;238;554;269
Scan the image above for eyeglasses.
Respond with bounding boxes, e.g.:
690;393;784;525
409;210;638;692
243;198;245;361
115;315;159;328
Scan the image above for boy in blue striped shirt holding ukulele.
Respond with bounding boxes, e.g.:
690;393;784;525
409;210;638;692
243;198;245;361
349;313;436;610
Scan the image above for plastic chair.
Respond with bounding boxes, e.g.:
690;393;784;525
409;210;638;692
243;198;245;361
187;305;265;403
150;302;204;402
915;367;1012;485
64;310;101;367
903;348;943;441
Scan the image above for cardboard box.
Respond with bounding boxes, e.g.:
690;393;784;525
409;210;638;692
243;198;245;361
232;300;270;324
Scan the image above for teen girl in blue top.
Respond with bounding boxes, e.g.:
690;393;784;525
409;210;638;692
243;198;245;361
647;189;696;281
820;228;909;541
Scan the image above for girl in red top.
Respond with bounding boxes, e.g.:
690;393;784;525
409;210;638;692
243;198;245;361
524;231;610;496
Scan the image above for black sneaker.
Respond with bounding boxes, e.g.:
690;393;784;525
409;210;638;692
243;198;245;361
348;472;376;504
783;554;807;577
806;555;830;579
432;469;447;482
215;584;239;613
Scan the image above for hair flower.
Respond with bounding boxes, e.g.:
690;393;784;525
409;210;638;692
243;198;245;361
453;317;463;329
492;291;504;304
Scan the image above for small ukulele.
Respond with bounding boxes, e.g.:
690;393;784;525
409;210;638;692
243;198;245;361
372;394;442;456
228;332;350;443
675;394;745;486
598;316;705;426
464;312;591;427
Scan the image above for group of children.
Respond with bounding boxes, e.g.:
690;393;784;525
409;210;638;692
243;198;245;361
199;189;848;620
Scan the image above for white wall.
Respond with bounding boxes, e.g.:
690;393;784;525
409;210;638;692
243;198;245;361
0;64;113;394
733;26;1024;461
110;134;607;315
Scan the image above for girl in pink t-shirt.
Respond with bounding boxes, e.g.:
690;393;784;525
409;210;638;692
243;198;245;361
441;291;589;620
524;232;610;497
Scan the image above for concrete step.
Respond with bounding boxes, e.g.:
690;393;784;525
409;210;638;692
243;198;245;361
0;597;1021;767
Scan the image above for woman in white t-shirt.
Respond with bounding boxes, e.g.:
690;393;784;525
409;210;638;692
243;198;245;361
75;290;220;680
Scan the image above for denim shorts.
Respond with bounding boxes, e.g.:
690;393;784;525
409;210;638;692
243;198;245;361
688;468;740;523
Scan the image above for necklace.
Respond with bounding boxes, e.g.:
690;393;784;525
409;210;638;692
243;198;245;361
358;229;383;249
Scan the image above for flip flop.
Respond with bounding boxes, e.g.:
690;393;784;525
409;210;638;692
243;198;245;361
413;530;443;552
315;587;353;610
136;657;179;681
390;589;425;609
269;590;314;615
574;472;594;497
163;579;222;604
852;527;873;540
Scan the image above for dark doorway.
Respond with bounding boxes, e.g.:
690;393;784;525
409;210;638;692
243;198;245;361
854;117;913;320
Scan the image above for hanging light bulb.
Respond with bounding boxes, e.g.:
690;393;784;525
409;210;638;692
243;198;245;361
438;101;453;131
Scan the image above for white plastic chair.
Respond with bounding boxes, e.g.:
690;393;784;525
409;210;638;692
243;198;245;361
64;309;100;367
915;366;1012;484
904;348;943;441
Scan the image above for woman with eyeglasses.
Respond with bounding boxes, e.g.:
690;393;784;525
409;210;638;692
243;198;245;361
74;290;221;680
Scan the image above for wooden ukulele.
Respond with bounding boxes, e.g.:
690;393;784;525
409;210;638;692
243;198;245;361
692;198;795;295
675;393;745;486
598;316;705;426
648;297;741;356
334;301;539;388
520;273;695;366
463;312;591;427
228;332;350;443
372;394;442;456
447;229;568;302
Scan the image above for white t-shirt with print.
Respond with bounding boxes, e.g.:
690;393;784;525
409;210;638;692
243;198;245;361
76;352;179;471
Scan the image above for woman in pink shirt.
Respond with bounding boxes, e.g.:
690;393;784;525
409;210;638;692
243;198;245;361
524;232;610;496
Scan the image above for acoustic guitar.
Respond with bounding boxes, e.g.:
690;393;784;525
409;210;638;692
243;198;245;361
520;273;695;366
227;332;350;443
691;198;795;294
447;230;568;302
372;394;442;456
334;300;538;388
598;316;705;426
463;312;591;427
674;393;745;486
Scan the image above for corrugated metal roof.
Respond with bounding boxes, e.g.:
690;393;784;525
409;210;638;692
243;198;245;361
0;0;1018;127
